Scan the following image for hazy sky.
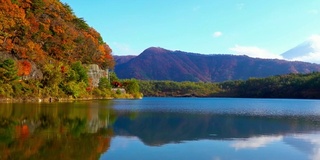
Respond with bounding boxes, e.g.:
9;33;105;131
60;0;320;57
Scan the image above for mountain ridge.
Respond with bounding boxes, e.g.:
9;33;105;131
115;47;320;82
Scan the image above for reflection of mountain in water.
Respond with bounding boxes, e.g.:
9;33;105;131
112;112;320;146
2;99;320;159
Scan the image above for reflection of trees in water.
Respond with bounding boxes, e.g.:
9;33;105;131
113;112;320;146
0;101;116;160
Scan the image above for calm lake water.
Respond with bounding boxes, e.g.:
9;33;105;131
1;98;320;160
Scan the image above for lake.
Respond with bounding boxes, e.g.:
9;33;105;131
1;98;320;160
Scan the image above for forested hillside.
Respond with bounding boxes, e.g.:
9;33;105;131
139;72;320;99
0;0;114;69
0;0;138;101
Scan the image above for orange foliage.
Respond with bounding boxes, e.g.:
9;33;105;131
96;136;111;154
4;39;14;50
15;125;30;139
17;60;32;76
0;0;114;69
19;48;28;59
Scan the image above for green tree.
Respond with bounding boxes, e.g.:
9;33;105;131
123;79;140;94
109;71;119;82
71;61;88;84
98;77;110;89
61;81;87;98
0;59;18;84
41;63;64;97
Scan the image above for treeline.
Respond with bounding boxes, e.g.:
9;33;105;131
219;72;320;98
139;81;221;97
139;72;320;99
0;59;141;101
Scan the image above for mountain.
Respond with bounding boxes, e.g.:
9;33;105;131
113;112;319;146
115;47;320;82
114;55;136;65
282;35;320;64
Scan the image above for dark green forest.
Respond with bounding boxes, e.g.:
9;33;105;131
139;72;320;99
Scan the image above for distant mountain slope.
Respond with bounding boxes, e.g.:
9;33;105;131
115;47;320;82
114;55;136;65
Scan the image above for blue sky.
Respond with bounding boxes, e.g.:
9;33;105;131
60;0;320;58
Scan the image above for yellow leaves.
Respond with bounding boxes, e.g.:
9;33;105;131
26;41;35;49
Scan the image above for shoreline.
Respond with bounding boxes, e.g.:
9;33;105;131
0;95;142;103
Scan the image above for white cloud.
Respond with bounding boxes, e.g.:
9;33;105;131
229;45;282;59
213;32;222;38
112;42;138;55
290;134;320;160
290;52;320;64
231;135;283;150
309;34;320;50
284;34;320;64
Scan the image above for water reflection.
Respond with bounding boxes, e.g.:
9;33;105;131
0;101;115;160
231;135;284;150
112;112;320;146
106;98;320;160
103;134;320;160
284;134;320;160
1;98;320;160
229;133;320;160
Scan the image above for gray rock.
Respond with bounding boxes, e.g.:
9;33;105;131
87;64;109;87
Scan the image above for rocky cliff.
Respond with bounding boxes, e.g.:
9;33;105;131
87;64;108;87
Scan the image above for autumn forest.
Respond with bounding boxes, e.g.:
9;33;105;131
0;0;145;100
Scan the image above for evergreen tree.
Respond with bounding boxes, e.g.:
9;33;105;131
0;59;18;84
